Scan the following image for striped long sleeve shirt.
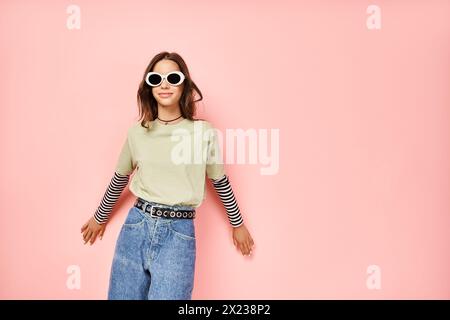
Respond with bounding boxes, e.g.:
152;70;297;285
211;174;244;227
93;172;130;225
93;172;244;228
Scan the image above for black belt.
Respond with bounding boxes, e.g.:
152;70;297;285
134;197;196;219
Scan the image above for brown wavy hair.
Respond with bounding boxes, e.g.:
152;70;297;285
137;51;204;130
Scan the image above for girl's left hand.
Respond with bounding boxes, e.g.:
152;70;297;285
232;224;255;256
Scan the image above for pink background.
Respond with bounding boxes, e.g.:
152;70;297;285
1;0;449;299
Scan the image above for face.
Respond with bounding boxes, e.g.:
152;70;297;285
150;59;185;108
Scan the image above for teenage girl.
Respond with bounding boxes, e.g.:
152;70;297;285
80;51;254;300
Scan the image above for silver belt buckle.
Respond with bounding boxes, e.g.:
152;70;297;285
150;206;161;218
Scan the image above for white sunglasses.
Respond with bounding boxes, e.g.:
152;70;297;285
145;71;185;87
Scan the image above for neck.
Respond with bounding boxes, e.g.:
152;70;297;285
157;104;183;123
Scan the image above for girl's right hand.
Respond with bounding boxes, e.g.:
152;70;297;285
81;216;106;245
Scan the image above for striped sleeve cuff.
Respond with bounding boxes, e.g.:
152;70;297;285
93;172;130;225
211;174;244;228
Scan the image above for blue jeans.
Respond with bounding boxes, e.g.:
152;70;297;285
107;200;196;300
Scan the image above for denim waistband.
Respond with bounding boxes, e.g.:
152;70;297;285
136;197;195;211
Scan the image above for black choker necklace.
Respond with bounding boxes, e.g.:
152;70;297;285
157;114;183;125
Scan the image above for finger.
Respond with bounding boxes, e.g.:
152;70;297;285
82;228;89;241
85;230;93;244
84;230;93;244
90;230;99;245
81;222;88;233
83;229;90;243
243;242;250;256
84;228;92;239
99;227;105;240
239;243;246;256
246;241;252;255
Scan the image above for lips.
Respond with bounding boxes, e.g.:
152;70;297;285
159;93;173;98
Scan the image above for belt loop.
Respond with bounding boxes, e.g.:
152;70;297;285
142;201;148;213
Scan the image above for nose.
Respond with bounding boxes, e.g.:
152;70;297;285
160;77;170;88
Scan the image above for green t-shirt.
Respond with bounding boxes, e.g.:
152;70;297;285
115;118;225;208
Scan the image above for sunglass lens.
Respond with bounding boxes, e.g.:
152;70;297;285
148;74;162;86
167;73;181;85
